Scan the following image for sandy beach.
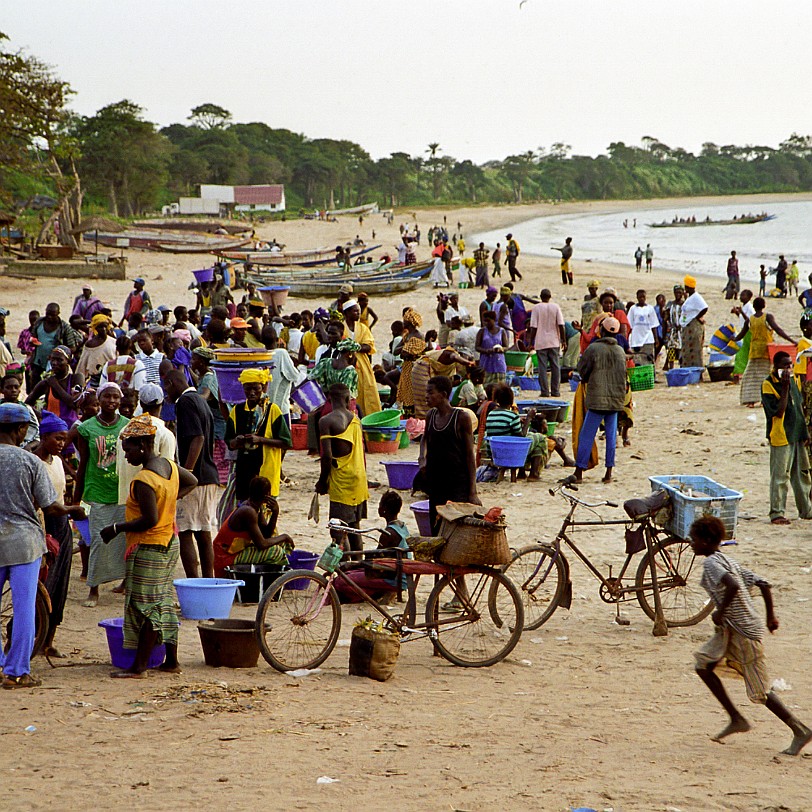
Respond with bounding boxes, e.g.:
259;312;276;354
2;194;812;811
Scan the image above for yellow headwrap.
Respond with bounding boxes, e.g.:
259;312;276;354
239;368;271;385
90;313;113;330
683;275;697;288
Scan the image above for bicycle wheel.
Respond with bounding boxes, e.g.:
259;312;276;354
635;536;712;627
255;570;341;672
500;545;566;631
425;570;523;667
1;580;51;658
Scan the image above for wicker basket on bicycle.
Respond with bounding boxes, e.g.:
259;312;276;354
435;502;511;566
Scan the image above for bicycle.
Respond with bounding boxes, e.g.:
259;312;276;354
501;481;713;632
254;520;524;671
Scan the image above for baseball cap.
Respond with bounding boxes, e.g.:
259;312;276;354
132;277;146;285
230;317;250;329
602;317;621;334
138;382;164;405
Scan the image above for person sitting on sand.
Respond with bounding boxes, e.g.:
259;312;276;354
690;515;811;756
212;475;294;578
100;415;198;678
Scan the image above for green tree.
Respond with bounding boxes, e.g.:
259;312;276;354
189;103;232;130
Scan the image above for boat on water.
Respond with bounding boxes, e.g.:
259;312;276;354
649;213;776;228
216;243;380;266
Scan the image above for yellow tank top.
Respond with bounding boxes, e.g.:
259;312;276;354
321;415;369;506
749;313;773;359
302;331;320;360
125;463;178;548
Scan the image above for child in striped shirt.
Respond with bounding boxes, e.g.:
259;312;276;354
690;516;811;755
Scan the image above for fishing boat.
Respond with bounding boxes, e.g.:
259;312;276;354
649;213;776;228
92;228;251;251
150;238;251;253
245;259;433;286
216;243;381;266
134;219;252;235
282;275;426;298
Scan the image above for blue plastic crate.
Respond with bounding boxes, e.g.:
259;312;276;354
649;475;743;540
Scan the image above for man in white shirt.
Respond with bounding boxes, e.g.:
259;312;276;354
627;289;662;364
527;289;566;397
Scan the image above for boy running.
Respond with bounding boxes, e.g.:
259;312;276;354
690;516;811;755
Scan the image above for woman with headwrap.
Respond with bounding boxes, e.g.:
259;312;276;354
342;299;381;416
678;275;708;369
75;315;117;387
33;411;76;657
100;415;197;677
25;346;83;428
306;338;360;453
412;347;476;419
225;368;291;502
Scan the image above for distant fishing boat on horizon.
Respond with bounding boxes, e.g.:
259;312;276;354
649;212;777;228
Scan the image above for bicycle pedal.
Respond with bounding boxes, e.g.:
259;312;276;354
614;615;631;626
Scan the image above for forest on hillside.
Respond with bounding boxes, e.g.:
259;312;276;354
4;33;812;241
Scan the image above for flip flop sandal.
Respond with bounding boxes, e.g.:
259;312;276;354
2;674;42;689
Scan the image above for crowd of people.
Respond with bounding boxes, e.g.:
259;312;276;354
0;229;811;734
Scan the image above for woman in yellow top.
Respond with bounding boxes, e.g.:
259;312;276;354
317;383;369;551
342;299;381;416
100;415;197;677
736;296;795;407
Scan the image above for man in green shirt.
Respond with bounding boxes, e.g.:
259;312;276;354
761;351;812;524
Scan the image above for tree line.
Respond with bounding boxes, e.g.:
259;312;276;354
3;35;812;234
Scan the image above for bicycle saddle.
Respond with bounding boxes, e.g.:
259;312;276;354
623;489;670;520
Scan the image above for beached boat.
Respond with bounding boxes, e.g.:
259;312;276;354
245;259;433;286
151;238;251;253
326;203;379;216
284;275;426;298
216;244;380;266
649;213;776;228
134;219;252;235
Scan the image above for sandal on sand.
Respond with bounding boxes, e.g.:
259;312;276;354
771;516;791;525
2;674;42;689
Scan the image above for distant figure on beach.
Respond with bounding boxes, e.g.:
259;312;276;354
505;233;522;282
552;237;573;285
787;260;800;297
645;243;654;273
491;243;502;278
759;265;768;297
725;250;740;300
775;255;788;297
634;246;643;272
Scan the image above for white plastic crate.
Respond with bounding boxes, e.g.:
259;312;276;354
649;475;743;540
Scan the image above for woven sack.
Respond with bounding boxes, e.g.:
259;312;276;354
438;517;511;566
348;626;401;681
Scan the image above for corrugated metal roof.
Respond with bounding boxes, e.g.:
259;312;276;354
233;185;284;205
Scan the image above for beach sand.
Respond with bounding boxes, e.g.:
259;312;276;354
2;195;812;810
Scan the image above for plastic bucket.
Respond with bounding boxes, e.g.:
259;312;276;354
360;408;401;429
212;360;275;403
74;518;90;545
504;350;529;371
98;617;168;670
285;551;319;590
767;343;798;363
291;380;326;413
665;367;703;387
258;286;290;309
193;267;215;284
225;564;289;604
173;578;243;620
197;619;261;668
291;422;308;450
398;420;410;449
546;421;558;437
489;436;532;468
380;460;420;490
409;500;432;536
569;375;580;392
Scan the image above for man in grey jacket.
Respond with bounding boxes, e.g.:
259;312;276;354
572;317;628;483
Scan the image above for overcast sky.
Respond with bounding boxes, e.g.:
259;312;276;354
6;0;812;164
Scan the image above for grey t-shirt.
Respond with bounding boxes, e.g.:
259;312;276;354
0;445;58;567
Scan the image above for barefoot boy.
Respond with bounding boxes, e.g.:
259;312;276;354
690;516;811;755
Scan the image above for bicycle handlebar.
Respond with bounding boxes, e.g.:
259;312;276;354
549;481;619;510
327;519;385;539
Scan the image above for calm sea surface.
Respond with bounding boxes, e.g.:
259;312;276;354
475;200;812;284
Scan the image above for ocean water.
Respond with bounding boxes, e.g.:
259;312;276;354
475;199;812;284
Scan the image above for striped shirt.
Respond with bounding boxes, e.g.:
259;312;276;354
136;350;165;385
700;552;767;641
485;408;521;438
